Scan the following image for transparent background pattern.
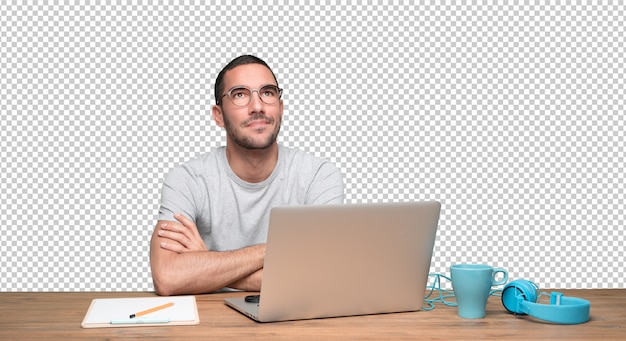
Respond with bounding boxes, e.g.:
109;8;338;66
1;3;623;291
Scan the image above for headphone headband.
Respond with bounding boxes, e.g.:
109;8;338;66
501;280;590;324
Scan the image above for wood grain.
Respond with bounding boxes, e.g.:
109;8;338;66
1;289;624;340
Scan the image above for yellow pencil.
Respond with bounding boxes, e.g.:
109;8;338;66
129;302;174;319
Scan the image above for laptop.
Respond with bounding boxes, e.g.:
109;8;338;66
224;201;441;322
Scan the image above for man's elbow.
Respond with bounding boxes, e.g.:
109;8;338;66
152;273;174;296
150;247;185;295
151;266;184;296
153;283;173;297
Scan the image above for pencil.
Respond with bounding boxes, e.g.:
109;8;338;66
129;302;174;319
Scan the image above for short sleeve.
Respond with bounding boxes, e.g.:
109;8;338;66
305;161;345;205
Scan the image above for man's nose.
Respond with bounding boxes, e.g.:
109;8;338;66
248;90;264;111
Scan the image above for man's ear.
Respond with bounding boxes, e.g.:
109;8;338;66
212;105;225;128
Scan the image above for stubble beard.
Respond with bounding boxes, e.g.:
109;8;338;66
223;113;281;150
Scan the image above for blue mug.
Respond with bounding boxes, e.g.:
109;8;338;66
451;264;508;319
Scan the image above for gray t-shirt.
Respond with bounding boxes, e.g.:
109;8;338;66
158;144;345;251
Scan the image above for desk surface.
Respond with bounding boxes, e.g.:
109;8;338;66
1;289;625;340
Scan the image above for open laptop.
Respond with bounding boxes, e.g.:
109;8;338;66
224;201;441;322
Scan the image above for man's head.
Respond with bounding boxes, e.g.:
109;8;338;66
214;55;279;107
212;55;284;150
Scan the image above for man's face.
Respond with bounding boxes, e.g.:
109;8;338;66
213;63;283;150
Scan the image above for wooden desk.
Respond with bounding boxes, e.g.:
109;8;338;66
1;289;624;340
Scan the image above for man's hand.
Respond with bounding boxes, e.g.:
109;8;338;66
157;213;208;253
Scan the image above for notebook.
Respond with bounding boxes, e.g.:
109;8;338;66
81;296;199;328
224;201;441;322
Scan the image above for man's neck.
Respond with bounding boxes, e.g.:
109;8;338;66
225;142;279;183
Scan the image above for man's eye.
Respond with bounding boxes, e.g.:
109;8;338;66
261;87;278;97
231;89;248;98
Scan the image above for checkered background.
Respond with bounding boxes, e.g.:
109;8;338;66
1;3;624;292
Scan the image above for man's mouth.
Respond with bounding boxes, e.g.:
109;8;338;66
242;115;274;128
246;120;269;128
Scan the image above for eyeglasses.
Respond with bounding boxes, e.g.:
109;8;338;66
219;85;283;107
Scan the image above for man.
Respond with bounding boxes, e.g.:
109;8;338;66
150;55;345;296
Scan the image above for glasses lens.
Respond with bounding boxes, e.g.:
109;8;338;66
259;85;280;104
230;87;251;106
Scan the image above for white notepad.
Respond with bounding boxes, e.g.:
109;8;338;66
81;296;199;328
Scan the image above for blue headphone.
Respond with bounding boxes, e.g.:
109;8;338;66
501;279;590;324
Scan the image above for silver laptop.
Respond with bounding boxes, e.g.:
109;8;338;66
224;201;441;322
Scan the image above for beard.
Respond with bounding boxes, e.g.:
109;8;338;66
223;112;281;150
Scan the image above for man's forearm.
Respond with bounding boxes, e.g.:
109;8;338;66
228;269;263;291
151;239;265;295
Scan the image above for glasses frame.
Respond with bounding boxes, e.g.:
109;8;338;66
219;85;283;107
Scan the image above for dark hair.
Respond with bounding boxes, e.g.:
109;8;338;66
214;55;279;104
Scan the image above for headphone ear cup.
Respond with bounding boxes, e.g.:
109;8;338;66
501;279;538;314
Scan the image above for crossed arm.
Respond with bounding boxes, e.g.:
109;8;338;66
149;213;266;296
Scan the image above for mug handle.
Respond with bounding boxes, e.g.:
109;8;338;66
492;268;509;286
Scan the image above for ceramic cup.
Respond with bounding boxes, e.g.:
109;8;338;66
450;264;508;319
